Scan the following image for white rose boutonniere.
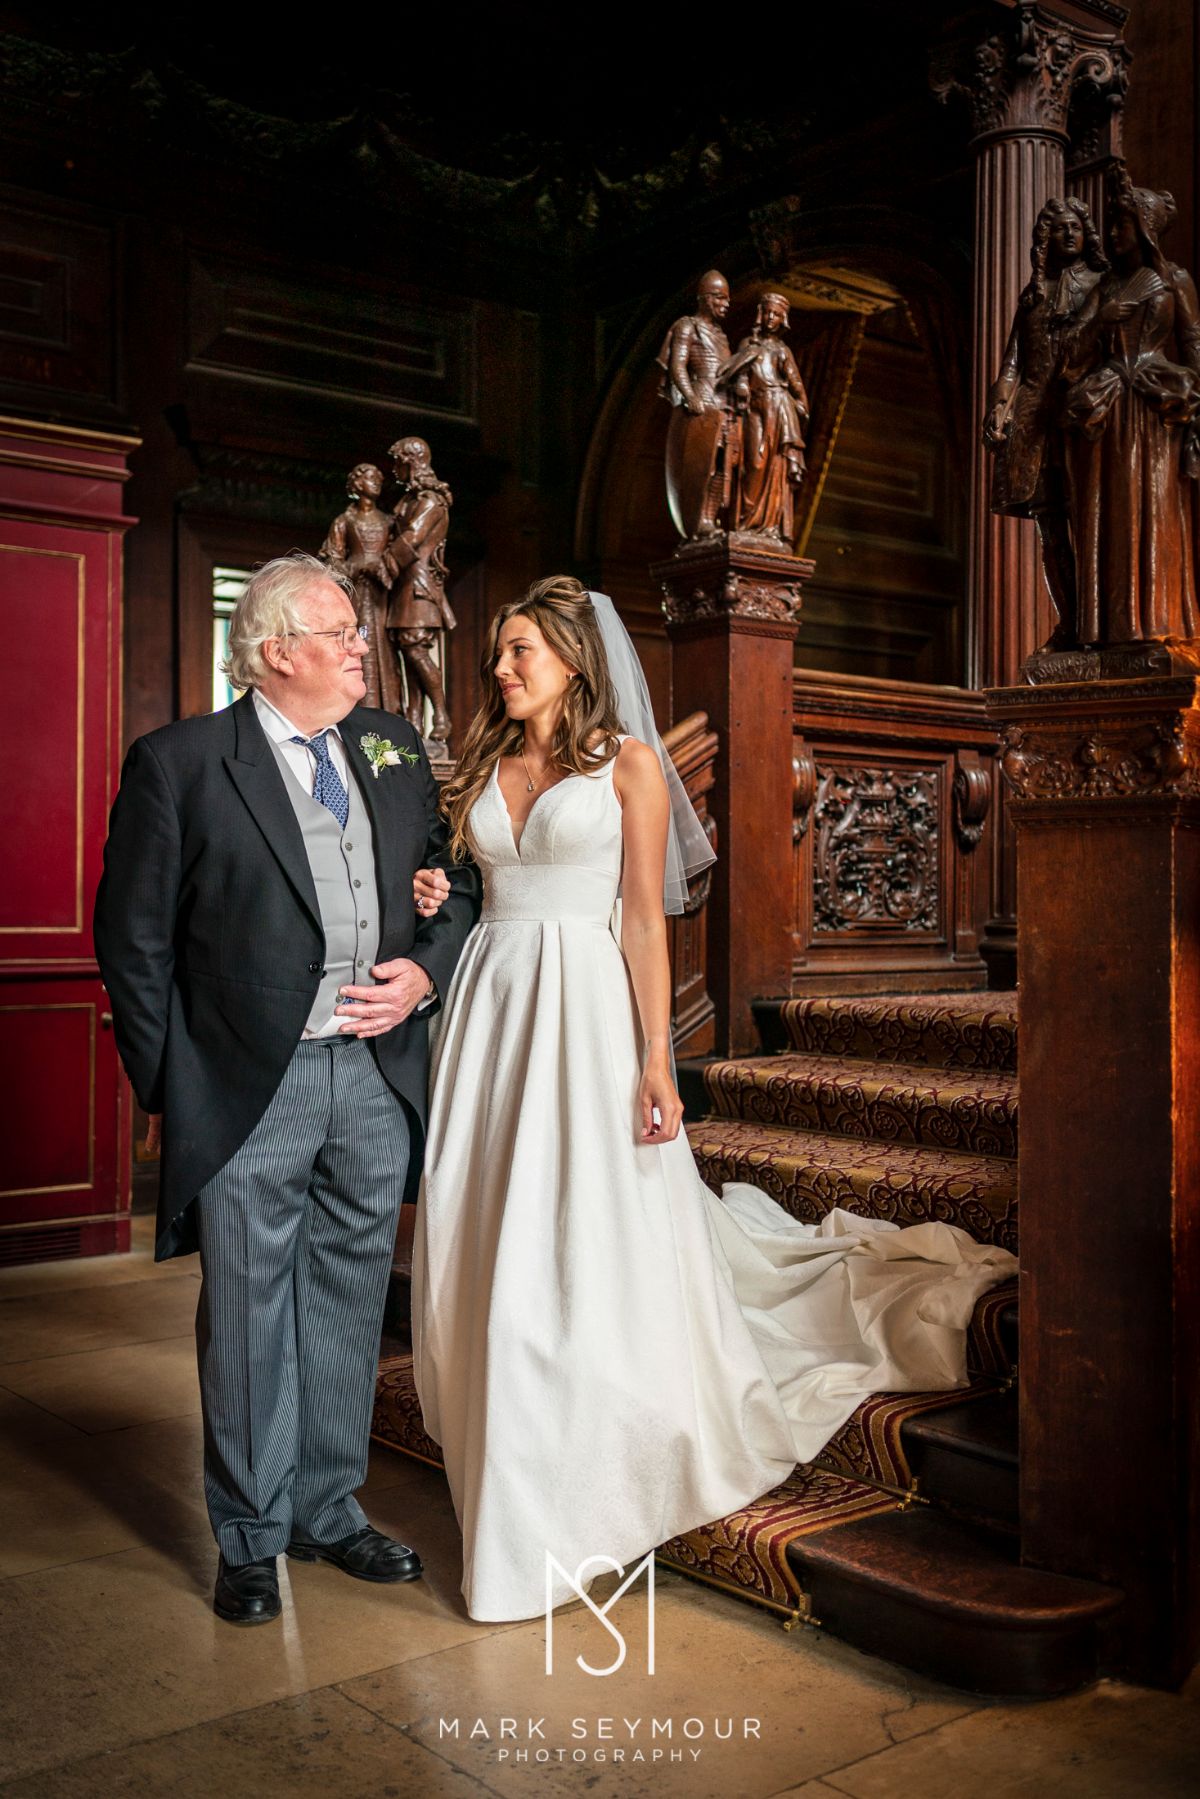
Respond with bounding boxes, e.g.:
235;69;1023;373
360;732;420;779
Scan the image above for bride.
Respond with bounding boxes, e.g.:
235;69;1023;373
411;575;1016;1623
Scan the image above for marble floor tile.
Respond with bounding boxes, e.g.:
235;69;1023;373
0;1481;511;1783
0;1686;491;1799
0;1335;200;1432
0;1274;201;1365
0;1412;209;1576
809;1676;1200;1799
339;1565;978;1799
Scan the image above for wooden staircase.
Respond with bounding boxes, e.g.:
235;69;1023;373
667;990;1122;1696
374;989;1122;1696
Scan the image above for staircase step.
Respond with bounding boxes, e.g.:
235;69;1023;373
813;1381;1014;1505
687;1118;1018;1251
756;991;1018;1073
966;1276;1019;1382
786;1507;1121;1696
705;1054;1018;1158
903;1388;1019;1531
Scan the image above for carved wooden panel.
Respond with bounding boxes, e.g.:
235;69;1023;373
793;670;998;994
0;192;118;413
187;255;477;423
811;762;941;937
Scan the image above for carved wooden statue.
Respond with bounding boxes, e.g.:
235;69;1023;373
657;270;732;540
386;435;455;745
718;292;810;542
320;463;403;712
1059;168;1200;645
984;198;1107;648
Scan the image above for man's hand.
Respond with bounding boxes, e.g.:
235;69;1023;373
413;866;450;917
336;958;433;1038
143;1113;162;1156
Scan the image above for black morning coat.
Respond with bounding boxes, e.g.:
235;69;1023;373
93;693;481;1259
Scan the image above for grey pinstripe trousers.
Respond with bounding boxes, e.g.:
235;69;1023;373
194;1035;409;1564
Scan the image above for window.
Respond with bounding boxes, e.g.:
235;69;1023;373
212;566;251;712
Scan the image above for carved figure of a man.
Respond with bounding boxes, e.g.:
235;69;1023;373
983;197;1107;647
719;292;809;541
657;269;732;539
320;463;403;712
386;436;455;744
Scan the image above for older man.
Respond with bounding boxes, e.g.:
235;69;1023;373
94;553;478;1625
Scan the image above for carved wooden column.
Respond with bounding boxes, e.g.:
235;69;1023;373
989;675;1200;1686
656;541;813;1055
934;0;1130;985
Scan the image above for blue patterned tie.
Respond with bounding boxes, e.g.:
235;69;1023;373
291;731;349;829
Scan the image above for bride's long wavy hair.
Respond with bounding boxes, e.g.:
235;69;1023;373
441;575;623;864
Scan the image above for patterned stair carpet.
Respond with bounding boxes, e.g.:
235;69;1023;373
686;1118;1018;1251
774;991;1018;1072
704;1054;1018;1157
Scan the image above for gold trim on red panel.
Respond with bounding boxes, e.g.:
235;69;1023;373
0;448;128;481
0;542;85;933
0;1002;95;1196
0;415;142;451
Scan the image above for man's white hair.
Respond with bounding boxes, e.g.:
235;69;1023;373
223;552;355;691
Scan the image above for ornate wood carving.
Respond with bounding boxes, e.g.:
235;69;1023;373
793;671;998;992
932;0;1129;989
953;753;993;851
931;3;1129;145
656;536;813;628
793;748;818;842
989;674;1200;812
812;763;940;936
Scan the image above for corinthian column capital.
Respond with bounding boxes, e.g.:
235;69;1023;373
932;1;1128;145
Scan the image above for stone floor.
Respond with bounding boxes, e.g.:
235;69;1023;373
1;1219;1196;1799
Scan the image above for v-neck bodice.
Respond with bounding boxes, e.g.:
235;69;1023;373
468;751;623;924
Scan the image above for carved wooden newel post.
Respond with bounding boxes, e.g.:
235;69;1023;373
990;678;1200;1686
657;543;812;1055
987;146;1200;1683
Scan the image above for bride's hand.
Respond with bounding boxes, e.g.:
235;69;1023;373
414;866;451;917
639;1057;684;1144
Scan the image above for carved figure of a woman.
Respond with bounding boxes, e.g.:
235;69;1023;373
718;292;809;541
320;462;402;711
1060;176;1200;644
984;197;1107;645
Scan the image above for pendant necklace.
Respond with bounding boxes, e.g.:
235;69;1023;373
519;741;547;794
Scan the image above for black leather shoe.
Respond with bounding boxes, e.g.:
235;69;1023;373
213;1553;281;1624
286;1525;423;1584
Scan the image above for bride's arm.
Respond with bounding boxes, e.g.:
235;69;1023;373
614;737;685;1144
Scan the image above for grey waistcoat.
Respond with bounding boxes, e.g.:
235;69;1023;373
268;740;382;1035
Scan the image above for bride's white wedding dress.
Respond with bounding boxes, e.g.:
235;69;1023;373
412;746;1017;1622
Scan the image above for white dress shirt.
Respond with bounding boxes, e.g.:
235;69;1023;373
253;690;351;790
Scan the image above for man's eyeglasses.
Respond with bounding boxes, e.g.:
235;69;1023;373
283;625;369;651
